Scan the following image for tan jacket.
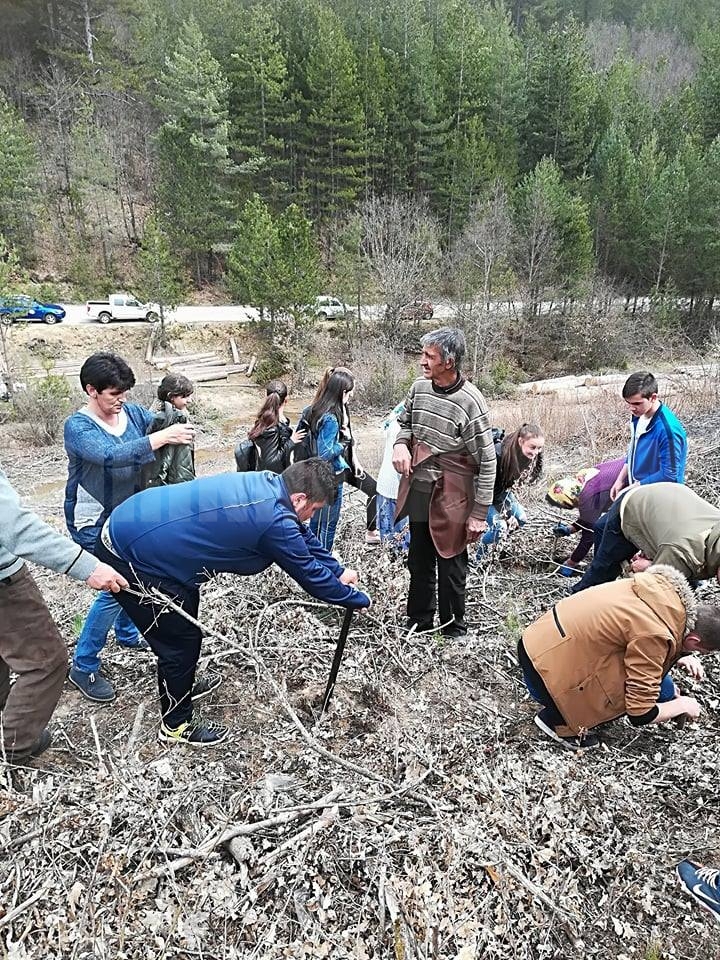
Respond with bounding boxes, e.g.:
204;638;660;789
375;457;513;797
523;565;695;732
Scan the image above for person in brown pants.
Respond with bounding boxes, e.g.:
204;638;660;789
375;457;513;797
0;467;126;763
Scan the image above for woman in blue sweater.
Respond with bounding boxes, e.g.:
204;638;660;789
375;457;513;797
64;353;194;703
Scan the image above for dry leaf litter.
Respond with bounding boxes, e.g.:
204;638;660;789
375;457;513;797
0;420;719;960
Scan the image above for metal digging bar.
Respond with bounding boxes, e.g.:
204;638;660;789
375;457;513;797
320;607;354;715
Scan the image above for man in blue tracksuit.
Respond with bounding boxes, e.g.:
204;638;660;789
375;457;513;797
608;370;687;500
95;459;371;746
571;370;687;595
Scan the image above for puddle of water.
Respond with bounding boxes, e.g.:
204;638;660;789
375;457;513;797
31;478;66;498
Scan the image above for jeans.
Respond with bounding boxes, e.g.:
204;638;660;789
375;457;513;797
95;540;201;728
71;524;141;674
376;494;410;553
476;492;527;559
571;497;637;594
310;483;343;551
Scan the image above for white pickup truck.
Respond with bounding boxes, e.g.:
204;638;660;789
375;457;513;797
86;293;160;324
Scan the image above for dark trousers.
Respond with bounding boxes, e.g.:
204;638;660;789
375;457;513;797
344;470;377;531
517;638;564;726
0;565;68;756
95;540;201;728
571;497;637;594
406;487;467;631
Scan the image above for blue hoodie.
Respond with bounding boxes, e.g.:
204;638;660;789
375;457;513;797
107;470;370;608
627;402;687;486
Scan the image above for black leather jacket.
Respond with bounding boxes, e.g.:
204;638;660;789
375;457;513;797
254;420;295;474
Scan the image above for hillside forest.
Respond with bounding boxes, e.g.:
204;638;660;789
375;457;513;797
3;0;720;375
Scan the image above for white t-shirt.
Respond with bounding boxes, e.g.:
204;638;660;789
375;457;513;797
377;419;402;500
628;414;652;484
78;407;128;437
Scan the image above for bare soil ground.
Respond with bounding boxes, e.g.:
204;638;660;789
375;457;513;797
0;326;719;959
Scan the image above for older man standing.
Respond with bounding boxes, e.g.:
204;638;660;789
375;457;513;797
392;328;496;638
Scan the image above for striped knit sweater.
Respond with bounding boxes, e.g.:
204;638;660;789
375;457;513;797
395;376;496;515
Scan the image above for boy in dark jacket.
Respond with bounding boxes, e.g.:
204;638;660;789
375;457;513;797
144;373;196;487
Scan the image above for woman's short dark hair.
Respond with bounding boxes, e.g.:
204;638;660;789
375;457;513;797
158;373;194;402
80;352;136;393
282;458;337;503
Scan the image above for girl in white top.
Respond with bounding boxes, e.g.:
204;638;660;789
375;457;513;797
376;403;410;552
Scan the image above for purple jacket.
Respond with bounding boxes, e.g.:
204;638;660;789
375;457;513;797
569;458;625;565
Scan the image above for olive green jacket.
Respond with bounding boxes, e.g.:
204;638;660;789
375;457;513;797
143;402;196;488
620;482;720;580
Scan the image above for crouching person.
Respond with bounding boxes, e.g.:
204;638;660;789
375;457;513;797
517;564;719;751
95;459;371;747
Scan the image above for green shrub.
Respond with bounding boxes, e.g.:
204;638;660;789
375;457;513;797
11;372;76;445
351;340;416;411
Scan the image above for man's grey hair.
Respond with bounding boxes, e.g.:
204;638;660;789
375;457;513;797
282;458;337;503
420;327;466;371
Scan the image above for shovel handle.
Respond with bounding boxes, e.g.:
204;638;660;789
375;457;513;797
320;607;354;715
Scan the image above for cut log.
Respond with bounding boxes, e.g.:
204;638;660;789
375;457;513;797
145;333;154;363
190;371;228;383
229;336;240;365
246;354;257;376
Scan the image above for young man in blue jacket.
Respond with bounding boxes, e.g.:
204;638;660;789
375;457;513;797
608;371;687;501
95;458;371;746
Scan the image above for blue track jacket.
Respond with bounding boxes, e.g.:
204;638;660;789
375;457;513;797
107;470;370;607
627;402;687;486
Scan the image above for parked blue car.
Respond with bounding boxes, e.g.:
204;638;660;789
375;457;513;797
0;295;65;324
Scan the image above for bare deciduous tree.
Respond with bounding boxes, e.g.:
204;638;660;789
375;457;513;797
359;195;440;340
451;181;512;377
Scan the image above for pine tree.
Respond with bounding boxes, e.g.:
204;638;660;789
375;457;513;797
0;95;38;250
691;28;720;144
226;195;280;322
134;212;189;342
513;157;592;316
226;195;321;328
226;2;294;202
522;19;599;180
302;4;366;220
275;203;322;322
156;17;236;284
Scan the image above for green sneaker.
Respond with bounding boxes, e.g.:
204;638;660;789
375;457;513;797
158;714;229;746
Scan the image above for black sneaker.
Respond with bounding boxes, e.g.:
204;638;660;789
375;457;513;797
117;636;151;651
442;623;468;639
4;728;52;765
534;708;600;751
158;715;229;746
68;666;116;703
191;672;222;701
406;619;434;634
